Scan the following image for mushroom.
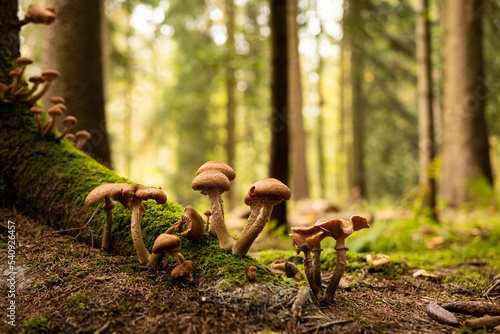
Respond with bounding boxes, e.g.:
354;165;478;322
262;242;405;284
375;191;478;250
203;210;211;232
24;4;57;25
16;76;45;99
8;69;21;97
101;197;116;251
247;266;257;281
65;133;76;143
50;96;65;105
171;260;194;281
191;161;235;251
85;183;167;264
290;215;369;302
30;107;43;133
271;259;303;279
232;178;291;256
75;130;91;149
27;69;61;106
148;233;183;267
0;83;9;103
10;57;33;98
165;206;205;241
55;116;77;140
41;105;63;137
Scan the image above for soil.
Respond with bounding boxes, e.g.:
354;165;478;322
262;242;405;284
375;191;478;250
1;207;499;334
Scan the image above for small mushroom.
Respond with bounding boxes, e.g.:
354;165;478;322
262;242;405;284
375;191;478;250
203;210;211;232
148;233;183;266
65;133;76;143
16;76;45;99
10;57;33;98
192;161;236;251
85;183;167;264
27;69;61;106
271;259;303;279
24;4;57;25
165;206;205;241
30;107;43;133
75;130;91;149
232;178;291;256
41;105;63;137
171;260;194;281
55;116;77;140
247;266;257;281
50;96;65;105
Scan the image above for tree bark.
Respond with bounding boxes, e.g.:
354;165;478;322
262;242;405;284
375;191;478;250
416;0;437;219
0;0;19;60
269;0;289;228
441;0;493;206
287;0;309;201
345;0;366;202
41;0;112;165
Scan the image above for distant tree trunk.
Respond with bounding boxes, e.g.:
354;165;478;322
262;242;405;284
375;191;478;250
226;0;237;209
416;0;437;219
0;0;19;59
42;0;111;165
316;52;326;200
337;34;346;202
345;0;366;202
441;0;493;206
287;0;309;201
269;0;289;228
123;2;133;177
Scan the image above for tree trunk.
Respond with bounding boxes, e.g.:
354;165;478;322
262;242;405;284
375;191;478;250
441;0;493;206
226;0;237;209
287;0;309;201
269;0;289;228
41;0;112;165
345;0;366;202
416;0;437;219
0;0;19;59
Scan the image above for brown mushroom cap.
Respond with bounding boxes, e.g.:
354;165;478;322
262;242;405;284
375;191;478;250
180;206;205;241
247;265;258;281
85;183;133;211
30;106;43;115
196;160;235;181
50;96;65;104
75;130;91;140
247;178;291;202
65;134;76;142
62;116;77;127
25;4;57;25
16;57;33;66
29;75;45;84
191;170;231;194
351;215;369;231
47;105;63;118
314;218;353;239
41;69;61;81
171;260;194;279
9;69;20;77
152;233;182;254
0;83;8;92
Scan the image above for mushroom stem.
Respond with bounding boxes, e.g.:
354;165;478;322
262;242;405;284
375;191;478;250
324;239;348;302
165;217;183;234
147;253;164;267
204;210;211;232
232;204;272;256
130;200;150;264
101;197;116;251
208;192;235;251
241;204;261;236
303;252;322;297
311;248;324;299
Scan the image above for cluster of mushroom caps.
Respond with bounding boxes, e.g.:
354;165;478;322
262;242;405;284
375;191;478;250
84;161;291;281
290;215;369;302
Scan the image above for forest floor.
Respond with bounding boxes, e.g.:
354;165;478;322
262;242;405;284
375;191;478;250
1;207;500;334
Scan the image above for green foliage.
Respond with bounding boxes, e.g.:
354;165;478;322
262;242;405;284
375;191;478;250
23;316;50;333
65;292;89;310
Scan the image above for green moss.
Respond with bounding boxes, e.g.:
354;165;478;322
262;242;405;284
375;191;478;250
23;316;50;334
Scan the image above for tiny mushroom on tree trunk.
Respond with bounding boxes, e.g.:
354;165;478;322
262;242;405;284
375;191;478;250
55;116;77;140
165;206;205;241
10;57;33;98
191;160;236;251
27;69;61;106
17;76;45;99
232;178;291;256
41;105;63;137
30;107;43;133
85;183;167;264
0;83;9;103
75;130;91;149
22;4;57;25
290;215;369;302
65;133;76;143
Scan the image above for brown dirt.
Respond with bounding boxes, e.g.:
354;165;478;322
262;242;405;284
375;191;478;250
1;208;499;333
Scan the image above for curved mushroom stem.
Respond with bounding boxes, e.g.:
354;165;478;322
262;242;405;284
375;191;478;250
324;239;348;302
27;80;53;106
241;204;262;236
130;200;150;264
101;197;116;251
165;217;184;234
204;210;211;232
232;204;272;256
208;192;234;251
16;81;41;99
303;251;322;298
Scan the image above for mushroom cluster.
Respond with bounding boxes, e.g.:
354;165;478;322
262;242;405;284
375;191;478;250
85;183;167;264
290;215;369;302
12;4;57;28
